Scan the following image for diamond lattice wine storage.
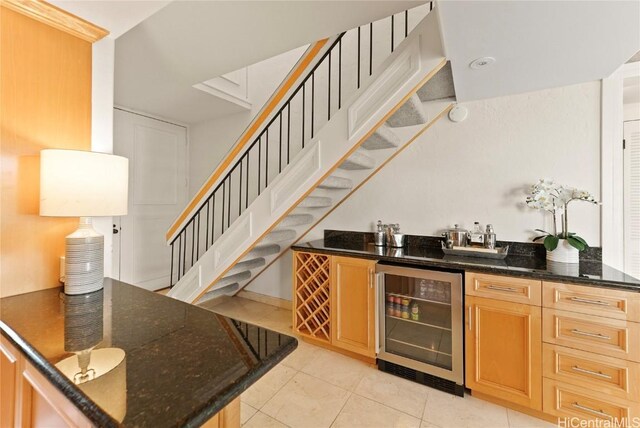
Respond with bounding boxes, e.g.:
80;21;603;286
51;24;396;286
40;149;129;294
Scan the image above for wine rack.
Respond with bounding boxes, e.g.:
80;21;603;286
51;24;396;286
293;252;331;342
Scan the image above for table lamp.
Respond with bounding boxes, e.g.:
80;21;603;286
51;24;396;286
40;149;128;295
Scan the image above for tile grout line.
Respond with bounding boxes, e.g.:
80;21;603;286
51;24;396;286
420;391;429;424
327;391;353;428
348;373;430;422
349;388;427;424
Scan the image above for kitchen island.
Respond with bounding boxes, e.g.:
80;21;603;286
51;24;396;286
0;278;297;427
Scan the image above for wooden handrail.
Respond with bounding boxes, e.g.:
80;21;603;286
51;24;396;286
166;37;330;241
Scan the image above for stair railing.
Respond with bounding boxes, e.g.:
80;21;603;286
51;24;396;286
167;4;432;287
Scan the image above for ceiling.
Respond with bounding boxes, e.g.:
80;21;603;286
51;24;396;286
438;0;640;101
112;1;427;124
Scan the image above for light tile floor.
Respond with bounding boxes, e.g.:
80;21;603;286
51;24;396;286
200;296;554;428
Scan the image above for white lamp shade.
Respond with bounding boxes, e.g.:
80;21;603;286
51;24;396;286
40;149;129;217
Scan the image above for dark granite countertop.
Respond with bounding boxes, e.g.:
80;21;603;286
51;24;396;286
0;279;297;427
292;231;640;292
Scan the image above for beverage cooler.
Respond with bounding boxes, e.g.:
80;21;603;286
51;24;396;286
376;264;464;395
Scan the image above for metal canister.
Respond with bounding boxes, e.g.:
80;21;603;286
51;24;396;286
484;224;497;249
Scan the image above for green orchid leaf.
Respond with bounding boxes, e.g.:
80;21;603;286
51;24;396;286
532;235;548;242
572;236;588;247
567;236;586;251
544;235;559;251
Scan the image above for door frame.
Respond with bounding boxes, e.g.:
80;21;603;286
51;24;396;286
601;61;640;271
111;106;190;286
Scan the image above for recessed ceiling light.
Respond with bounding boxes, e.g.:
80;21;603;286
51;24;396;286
469;57;496;70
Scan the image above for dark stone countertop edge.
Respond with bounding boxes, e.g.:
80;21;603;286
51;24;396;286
291;244;640;293
0;321;119;428
182;338;297;428
1;302;298;428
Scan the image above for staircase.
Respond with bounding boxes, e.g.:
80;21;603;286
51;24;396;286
166;6;456;304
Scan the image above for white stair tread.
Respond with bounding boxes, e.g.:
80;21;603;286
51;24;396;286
318;175;353;190
199;283;240;303
216;270;251;288
262;229;296;244
361;124;400;150
298;196;332;208
386;94;429;127
243;244;281;260
338;149;375;170
417;62;455;102
223;258;266;277
276;214;315;229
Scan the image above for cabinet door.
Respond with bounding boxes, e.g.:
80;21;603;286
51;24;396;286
465;296;542;410
1;336;19;428
331;256;377;357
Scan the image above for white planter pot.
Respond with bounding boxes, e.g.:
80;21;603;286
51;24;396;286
546;260;580;276
546;239;579;264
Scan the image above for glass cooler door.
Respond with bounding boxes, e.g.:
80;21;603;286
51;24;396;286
377;265;462;383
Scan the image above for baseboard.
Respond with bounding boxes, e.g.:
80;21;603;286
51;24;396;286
237;290;292;310
471;391;558;424
299;336;376;366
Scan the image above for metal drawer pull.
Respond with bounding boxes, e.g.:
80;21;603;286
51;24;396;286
571;366;613;379
569;296;610;306
570;329;611;340
487;285;518;293
572;402;613;420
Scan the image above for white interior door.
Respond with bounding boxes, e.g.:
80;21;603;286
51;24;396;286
114;109;188;290
624;120;640;279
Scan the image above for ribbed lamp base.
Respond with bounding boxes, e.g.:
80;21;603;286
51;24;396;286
64;217;104;295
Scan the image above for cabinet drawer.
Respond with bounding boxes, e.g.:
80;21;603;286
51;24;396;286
543;379;639;424
543;343;640;402
543;282;640;322
465;273;541;305
543;309;640;362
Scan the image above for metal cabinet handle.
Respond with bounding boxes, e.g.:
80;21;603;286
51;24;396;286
369;269;374;289
569;296;610;306
571;366;613;380
468;306;472;330
572;402;613;419
570;329;611;340
487;285;518;293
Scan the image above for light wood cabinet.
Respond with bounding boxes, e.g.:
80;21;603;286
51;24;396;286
543;378;639;423
543;343;640;403
293;251;332;343
293;251;377;359
543;308;640;362
543;281;640;322
465;294;542;410
1;335;19;428
1;335;93;428
466;272;541;305
541;282;640;426
331;256;377;358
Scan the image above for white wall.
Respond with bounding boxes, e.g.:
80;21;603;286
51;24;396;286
624;102;640;121
247;80;603;300
92;38;116;278
189;46;307;197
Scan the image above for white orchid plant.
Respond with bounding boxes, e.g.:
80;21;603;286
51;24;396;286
525;179;598;252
